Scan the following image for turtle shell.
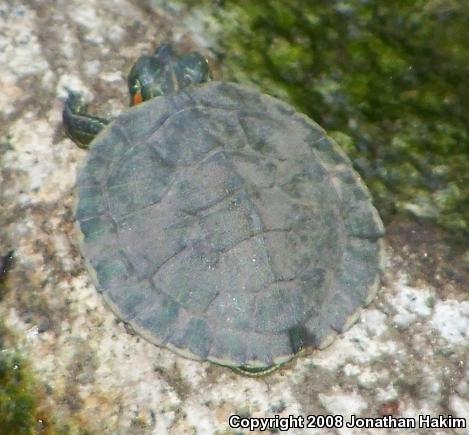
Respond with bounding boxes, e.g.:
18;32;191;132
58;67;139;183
75;82;384;371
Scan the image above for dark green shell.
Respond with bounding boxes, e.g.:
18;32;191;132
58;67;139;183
75;82;384;371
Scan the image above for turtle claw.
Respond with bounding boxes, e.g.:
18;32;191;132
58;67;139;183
62;90;110;149
63;89;87;114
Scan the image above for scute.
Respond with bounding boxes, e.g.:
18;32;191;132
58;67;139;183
76;82;384;371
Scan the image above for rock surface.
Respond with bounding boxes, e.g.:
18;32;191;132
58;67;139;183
0;1;467;434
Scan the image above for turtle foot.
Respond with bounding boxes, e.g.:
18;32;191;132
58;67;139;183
63;90;110;148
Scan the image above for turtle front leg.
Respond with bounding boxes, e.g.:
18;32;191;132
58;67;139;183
63;91;110;149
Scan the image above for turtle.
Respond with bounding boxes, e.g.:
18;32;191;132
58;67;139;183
63;43;385;375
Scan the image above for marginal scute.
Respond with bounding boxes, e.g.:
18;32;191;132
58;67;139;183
77;125;128;187
79;215;111;240
78;153;111;185
337;238;382;302
93;254;130;289
303;313;335;349
344;203;385;239
288;325;315;353
324;291;361;333
76;81;384;371
133;290;181;343
209;329;249;365
75;186;106;220
103;278;155;321
312;136;352;167
170;318;212;359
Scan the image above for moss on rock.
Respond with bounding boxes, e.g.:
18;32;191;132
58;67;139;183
186;0;469;235
0;335;38;435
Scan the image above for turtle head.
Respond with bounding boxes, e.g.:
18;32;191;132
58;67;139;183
128;43;210;105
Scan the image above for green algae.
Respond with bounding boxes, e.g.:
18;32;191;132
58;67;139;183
0;255;38;435
184;0;469;235
0;339;92;435
0;337;37;435
0;272;89;435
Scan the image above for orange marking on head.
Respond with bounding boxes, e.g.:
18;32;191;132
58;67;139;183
132;92;143;105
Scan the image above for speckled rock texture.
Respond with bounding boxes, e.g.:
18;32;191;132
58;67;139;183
0;1;468;434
